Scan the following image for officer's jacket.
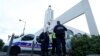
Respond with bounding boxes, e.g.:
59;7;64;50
39;32;49;43
54;24;67;35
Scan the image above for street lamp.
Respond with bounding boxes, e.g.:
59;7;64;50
19;19;26;35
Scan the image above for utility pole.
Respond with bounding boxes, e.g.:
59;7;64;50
19;19;26;36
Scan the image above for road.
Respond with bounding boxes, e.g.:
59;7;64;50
0;52;69;56
0;52;40;56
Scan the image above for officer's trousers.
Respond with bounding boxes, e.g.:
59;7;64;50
41;42;49;56
52;38;56;55
56;36;66;56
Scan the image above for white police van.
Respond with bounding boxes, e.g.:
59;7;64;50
3;34;52;52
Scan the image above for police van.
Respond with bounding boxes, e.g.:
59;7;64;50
2;34;52;52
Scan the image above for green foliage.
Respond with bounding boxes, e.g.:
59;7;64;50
0;39;5;51
71;34;100;56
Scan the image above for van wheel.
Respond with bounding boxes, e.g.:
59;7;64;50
9;45;21;55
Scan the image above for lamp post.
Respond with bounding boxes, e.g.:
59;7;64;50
19;19;26;35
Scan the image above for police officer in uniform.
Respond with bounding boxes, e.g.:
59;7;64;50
51;32;56;55
39;31;49;56
53;21;67;56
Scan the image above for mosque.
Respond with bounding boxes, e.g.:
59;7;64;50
34;0;99;38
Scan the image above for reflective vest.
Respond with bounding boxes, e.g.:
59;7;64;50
52;33;56;39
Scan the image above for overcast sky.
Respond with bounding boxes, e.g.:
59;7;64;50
0;0;100;43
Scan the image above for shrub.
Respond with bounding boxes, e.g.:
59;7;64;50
71;34;100;56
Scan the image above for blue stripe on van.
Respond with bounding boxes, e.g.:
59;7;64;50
13;42;52;48
13;42;32;47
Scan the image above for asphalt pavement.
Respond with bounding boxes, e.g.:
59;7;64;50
0;52;40;56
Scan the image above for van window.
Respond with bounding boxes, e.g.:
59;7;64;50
67;29;74;39
21;35;34;41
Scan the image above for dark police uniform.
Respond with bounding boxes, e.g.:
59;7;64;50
39;32;49;56
53;21;67;56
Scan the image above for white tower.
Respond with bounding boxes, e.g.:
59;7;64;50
44;5;53;32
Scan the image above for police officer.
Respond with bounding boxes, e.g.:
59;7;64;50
39;31;49;56
51;32;56;55
53;21;67;56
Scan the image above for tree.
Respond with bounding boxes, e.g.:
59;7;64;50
0;39;5;51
